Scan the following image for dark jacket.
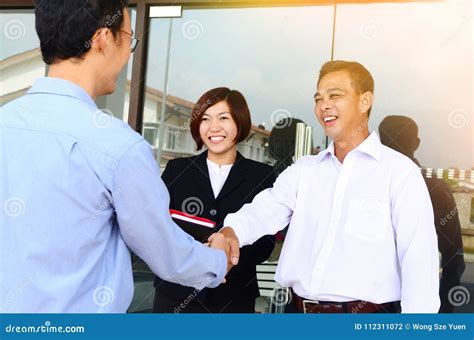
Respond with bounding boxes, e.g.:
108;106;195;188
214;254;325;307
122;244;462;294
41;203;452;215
153;151;276;313
421;176;465;312
415;159;465;313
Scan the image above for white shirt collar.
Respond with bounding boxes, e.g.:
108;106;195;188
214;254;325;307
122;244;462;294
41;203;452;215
206;158;233;170
317;131;382;163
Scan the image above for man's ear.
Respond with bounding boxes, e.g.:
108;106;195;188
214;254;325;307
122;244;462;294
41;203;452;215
360;91;374;116
89;28;108;54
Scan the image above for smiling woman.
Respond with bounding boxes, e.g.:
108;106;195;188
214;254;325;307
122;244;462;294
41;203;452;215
152;87;277;313
191;87;251;164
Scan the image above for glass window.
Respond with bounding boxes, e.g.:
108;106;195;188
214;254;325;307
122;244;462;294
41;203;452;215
1;9;45;105
143;124;159;148
98;8;136;123
166;126;178;150
336;0;473;313
142;6;334;170
1;8;136;125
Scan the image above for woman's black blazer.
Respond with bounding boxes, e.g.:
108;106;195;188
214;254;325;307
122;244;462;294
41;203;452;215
153;150;276;312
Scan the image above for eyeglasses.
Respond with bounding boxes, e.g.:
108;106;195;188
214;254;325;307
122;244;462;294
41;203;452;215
119;29;139;53
89;28;140;53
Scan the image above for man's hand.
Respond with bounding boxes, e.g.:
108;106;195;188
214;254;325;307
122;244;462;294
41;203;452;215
207;232;229;256
208;227;240;276
219;227;240;266
207;233;231;281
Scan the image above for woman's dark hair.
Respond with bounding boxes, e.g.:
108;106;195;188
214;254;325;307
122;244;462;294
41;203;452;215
35;0;129;64
190;87;252;150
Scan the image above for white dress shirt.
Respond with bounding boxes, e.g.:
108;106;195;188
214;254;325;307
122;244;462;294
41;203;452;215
225;132;440;313
206;158;233;198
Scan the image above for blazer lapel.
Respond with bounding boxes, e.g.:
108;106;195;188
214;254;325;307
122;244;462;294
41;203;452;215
191;151;216;203
216;152;247;201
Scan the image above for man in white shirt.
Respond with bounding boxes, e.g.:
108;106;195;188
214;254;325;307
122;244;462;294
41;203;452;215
217;60;440;313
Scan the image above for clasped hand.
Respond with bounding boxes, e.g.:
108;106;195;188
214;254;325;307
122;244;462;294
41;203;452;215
206;228;240;283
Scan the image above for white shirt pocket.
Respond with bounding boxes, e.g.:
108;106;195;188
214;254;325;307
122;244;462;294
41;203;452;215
344;197;390;242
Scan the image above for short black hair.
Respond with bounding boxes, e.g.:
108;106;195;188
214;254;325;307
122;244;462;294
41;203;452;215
379;115;419;156
35;0;129;65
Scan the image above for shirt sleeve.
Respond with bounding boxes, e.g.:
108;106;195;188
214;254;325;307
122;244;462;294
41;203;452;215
224;158;301;246
111;140;226;289
391;166;441;313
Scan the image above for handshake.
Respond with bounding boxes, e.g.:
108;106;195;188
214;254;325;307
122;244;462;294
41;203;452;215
206;228;240;281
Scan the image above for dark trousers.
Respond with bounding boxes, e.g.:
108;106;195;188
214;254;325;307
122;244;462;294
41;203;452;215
153;290;255;313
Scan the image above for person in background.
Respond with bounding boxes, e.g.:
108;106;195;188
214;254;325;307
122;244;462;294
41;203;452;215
379;115;465;313
153;87;276;313
0;0;228;313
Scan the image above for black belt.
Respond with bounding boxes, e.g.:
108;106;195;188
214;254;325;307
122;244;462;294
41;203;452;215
292;290;400;313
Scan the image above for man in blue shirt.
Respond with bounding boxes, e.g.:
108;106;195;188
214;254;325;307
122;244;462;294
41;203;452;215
0;0;229;312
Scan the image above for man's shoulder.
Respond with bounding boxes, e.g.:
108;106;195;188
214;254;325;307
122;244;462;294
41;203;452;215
2;94;145;162
295;154;321;167
87;115;144;160
379;144;420;172
53;104;145;162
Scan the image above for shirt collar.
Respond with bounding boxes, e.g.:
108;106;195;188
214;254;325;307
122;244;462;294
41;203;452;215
317;131;382;163
206;158;233;170
27;77;97;108
316;142;335;163
356;131;383;161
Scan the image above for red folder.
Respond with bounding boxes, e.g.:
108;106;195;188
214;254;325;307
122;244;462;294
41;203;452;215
169;209;216;243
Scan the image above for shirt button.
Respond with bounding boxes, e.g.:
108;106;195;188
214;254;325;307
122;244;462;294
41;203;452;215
210;209;217;216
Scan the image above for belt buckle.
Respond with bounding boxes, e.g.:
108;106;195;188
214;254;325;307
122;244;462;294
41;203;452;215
302;299;319;314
